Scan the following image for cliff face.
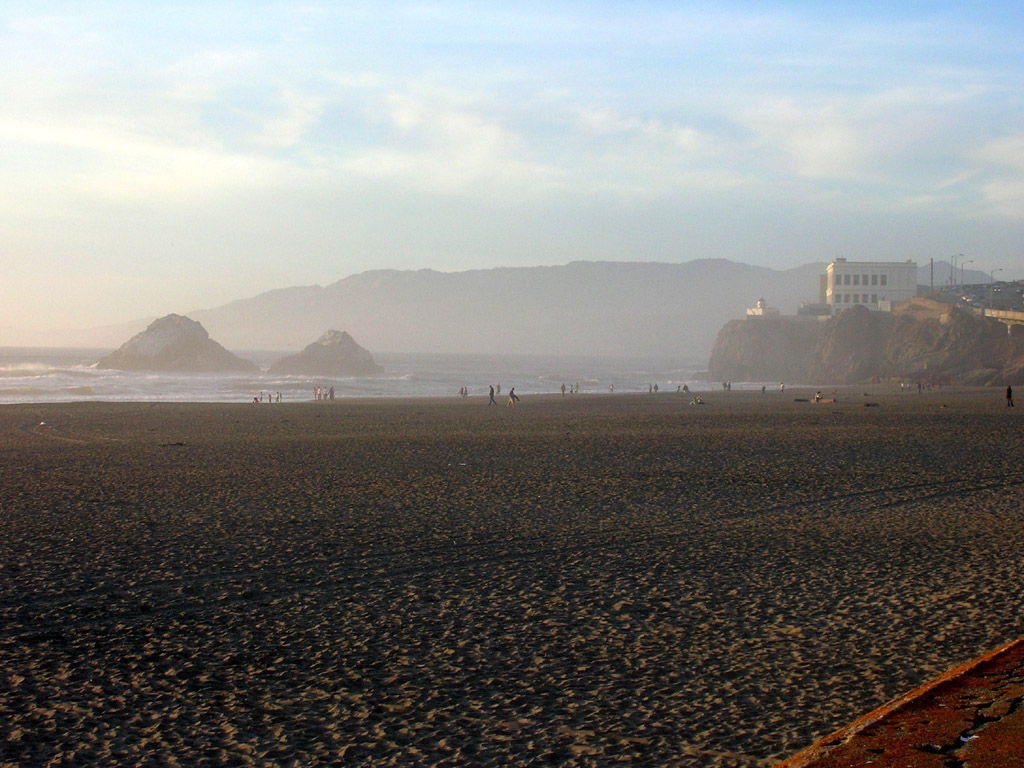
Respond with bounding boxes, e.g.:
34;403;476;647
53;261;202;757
268;330;383;377
705;317;822;382
707;305;1024;385
813;306;894;383
96;314;258;372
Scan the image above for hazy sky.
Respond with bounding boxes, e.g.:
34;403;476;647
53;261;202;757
2;1;1022;333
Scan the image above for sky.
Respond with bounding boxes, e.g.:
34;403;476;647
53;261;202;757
2;1;1022;334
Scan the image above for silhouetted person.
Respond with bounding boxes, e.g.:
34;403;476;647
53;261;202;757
489;385;496;405
507;387;519;407
1007;385;1014;407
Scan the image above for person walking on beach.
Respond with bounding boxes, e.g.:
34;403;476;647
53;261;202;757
489;385;496;405
1007;385;1014;407
507;387;519;407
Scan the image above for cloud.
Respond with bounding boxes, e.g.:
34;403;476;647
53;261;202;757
340;90;562;195
8;13;81;37
0;113;302;205
963;134;1024;220
975;134;1024;172
741;97;875;181
572;106;705;154
255;90;327;149
977;179;1024;219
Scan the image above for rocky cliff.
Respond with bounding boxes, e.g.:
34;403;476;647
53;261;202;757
707;304;1024;385
268;330;383;377
705;316;823;383
95;314;258;372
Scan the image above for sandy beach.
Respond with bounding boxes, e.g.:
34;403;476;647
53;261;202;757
1;387;1022;767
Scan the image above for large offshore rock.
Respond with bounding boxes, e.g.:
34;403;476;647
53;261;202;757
95;314;258;372
268;330;383;377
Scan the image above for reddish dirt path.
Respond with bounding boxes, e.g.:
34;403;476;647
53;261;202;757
777;636;1024;767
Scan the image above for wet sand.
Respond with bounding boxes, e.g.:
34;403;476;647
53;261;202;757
1;388;1022;767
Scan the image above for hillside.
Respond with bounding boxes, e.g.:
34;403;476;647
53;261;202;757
187;260;824;359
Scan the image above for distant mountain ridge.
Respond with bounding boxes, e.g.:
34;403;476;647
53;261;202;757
5;259;998;358
188;260;827;360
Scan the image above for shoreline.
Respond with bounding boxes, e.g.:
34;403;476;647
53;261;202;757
2;390;1021;766
1;379;1004;408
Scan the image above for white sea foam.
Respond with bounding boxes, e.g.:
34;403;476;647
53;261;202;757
0;348;720;404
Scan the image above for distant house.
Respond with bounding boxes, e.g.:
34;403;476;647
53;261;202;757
824;258;917;315
746;298;780;317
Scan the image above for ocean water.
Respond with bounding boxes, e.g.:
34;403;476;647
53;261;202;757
0;347;736;405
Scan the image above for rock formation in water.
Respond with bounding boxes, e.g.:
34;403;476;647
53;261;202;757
707;300;1024;385
268;330;383;377
95;314;258;372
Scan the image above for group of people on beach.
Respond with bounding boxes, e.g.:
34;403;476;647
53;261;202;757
253;391;282;403
481;384;519;407
314;386;334;401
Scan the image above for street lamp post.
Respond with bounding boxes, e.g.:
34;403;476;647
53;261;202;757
949;254;963;289
960;259;973;295
990;268;1003;309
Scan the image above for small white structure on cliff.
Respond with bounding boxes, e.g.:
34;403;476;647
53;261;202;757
824;258;917;315
746;298;780;317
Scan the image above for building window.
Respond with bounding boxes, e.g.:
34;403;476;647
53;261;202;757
853;274;860;286
872;274;878;286
844;274;851;285
863;294;869;303
863;274;868;285
844;294;850;303
880;274;887;286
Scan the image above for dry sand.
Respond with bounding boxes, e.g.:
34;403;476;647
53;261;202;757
1;387;1022;767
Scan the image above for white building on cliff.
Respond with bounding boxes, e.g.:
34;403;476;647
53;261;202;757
746;298;780;317
825;258;917;315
